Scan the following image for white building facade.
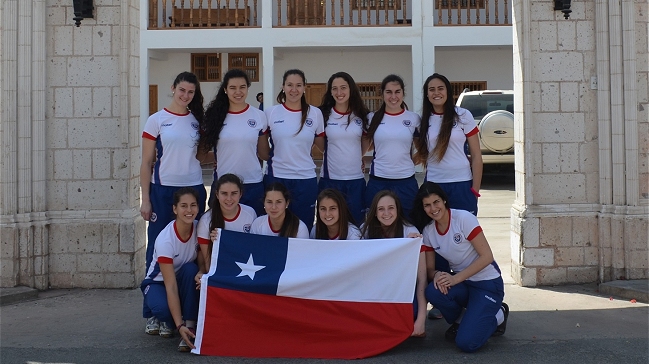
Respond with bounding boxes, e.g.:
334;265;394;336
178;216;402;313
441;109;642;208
0;0;646;288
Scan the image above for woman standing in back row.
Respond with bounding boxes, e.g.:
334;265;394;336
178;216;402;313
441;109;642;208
140;71;207;270
415;73;482;216
263;69;325;230
364;74;421;219
318;72;370;224
200;69;270;216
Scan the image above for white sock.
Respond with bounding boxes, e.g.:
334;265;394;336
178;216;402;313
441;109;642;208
495;307;504;325
455;308;466;324
185;320;196;329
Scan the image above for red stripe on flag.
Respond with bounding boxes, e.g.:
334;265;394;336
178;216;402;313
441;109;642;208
198;286;413;359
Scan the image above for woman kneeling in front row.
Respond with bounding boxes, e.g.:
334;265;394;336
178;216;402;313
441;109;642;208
411;182;509;352
141;187;203;352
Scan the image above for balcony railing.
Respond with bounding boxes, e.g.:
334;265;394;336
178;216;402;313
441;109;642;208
435;0;510;25
147;0;511;29
148;0;259;29
275;0;411;27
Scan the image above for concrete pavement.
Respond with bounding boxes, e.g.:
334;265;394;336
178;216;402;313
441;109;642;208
1;168;648;363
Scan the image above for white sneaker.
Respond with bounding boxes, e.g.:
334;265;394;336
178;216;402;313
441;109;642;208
145;317;159;335
178;338;191;352
159;321;173;338
177;327;195;352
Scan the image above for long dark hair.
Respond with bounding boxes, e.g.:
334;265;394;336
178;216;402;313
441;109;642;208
199;69;250;153
172;71;204;127
362;190;409;239
208;173;244;232
264;182;301;238
410;182;451;232
366;74;407;141
276;69;310;134
416;73;459;162
314;189;355;240
319;72;369;131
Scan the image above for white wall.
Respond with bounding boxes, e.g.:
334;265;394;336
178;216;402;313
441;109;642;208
149;52;263;109
435;47;513;90
272;48;413;108
150;48;413;110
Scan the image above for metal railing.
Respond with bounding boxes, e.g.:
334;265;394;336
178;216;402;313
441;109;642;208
148;0;259;29
146;0;512;29
435;0;510;25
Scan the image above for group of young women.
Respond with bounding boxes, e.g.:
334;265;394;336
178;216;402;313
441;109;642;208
138;68;507;353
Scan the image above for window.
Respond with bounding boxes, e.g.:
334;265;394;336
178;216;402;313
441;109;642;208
228;53;260;82
450;81;487;101
352;0;402;10
191;53;221;82
436;0;486;9
357;83;383;112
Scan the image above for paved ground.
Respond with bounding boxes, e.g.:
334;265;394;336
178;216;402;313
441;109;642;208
1;166;648;363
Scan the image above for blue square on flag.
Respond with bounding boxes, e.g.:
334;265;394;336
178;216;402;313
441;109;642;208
208;229;288;295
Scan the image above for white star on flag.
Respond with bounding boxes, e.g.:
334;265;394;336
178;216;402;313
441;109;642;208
235;254;265;280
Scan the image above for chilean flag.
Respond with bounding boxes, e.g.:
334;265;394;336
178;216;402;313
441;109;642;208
192;229;421;359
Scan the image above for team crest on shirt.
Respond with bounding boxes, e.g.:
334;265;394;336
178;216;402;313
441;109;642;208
247;119;257;128
403;120;412;127
191;122;199;130
453;233;462;244
243;224;251;233
305;118;314;127
354;118;362;126
150;212;157;223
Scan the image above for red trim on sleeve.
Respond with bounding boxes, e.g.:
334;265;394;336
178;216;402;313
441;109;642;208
420;245;434;252
316;132;326;137
467;226;483;241
466;127;479;137
158;256;173;264
228;104;250;114
198;237;211;245
142;132;156;140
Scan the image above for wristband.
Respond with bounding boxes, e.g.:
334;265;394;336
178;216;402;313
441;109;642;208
470;187;481;197
177;323;186;331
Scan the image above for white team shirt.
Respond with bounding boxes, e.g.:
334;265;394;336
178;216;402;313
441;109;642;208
309;222;362;240
320;108;365;180
142;108;203;186
250;214;310;239
369;109;421;179
197;204;257;245
264;104;325;179
425;107;478;183
361;223;420;239
144;220;198;282
214;105;268;184
422;209;500;281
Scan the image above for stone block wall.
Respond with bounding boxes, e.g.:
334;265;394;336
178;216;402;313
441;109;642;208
1;0;144;289
511;0;648;286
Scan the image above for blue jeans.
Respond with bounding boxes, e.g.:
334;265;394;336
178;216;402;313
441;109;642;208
141;262;200;325
426;276;504;352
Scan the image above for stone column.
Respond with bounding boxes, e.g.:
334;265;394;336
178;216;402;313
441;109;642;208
511;0;648;286
1;0;145;289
